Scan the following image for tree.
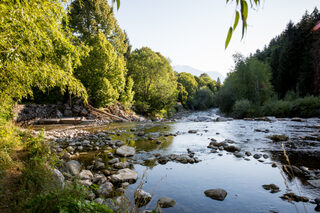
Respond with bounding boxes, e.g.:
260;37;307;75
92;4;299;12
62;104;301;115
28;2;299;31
0;0;87;117
68;0;129;107
177;73;198;97
127;47;178;115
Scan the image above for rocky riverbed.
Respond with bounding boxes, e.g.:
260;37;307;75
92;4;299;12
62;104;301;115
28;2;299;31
35;109;320;212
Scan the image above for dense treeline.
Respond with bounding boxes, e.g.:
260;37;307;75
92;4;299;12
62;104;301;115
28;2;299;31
216;8;320;118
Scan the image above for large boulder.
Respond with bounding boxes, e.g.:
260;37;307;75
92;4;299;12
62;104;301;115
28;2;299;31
65;160;81;176
110;168;138;184
96;182;114;198
134;189;152;207
116;145;135;157
157;197;176;208
204;188;227;201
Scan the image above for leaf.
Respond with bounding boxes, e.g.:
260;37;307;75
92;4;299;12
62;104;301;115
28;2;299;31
233;11;240;30
225;27;233;49
240;0;248;22
241;21;247;39
116;0;120;10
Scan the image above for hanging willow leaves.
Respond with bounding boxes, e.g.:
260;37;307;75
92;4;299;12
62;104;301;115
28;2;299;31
225;27;233;49
225;0;261;48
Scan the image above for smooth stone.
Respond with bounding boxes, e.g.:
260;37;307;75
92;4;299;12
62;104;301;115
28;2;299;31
158;197;176;208
110;168;138;184
113;162;130;169
79;179;92;187
109;158;120;165
93;174;107;184
253;154;262;159
116;145;136;157
134;189;152;207
94;161;105;170
51;168;65;189
204;188;227;201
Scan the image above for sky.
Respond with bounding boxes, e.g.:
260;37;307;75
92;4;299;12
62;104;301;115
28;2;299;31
113;0;320;76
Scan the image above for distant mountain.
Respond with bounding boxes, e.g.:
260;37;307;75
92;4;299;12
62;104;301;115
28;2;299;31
173;65;225;82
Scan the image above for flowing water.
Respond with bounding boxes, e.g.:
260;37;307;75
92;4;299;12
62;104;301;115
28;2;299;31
45;109;320;212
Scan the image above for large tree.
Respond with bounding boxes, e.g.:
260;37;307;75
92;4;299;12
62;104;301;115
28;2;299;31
127;47;177;115
68;0;131;107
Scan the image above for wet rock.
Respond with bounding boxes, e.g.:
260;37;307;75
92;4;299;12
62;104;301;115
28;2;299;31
65;160;81;176
280;193;309;202
137;132;145;137
315;205;320;212
79;170;93;180
262;184;280;193
308;179;320;188
116;145;135;157
96;182;114;198
315;198;320;205
110;168;138;184
267;134;289;142
188;130;197;134
134;189;152;207
109;158;120;165
253;154;262;159
158;156;169;165
291;117;303;122
113;162;130;169
204;188;227;201
156;140;162;145
224;145;241;152
263;154;269;159
158;197;176;208
272;163;278;168
51;168;65;189
234;152;244;158
245;151;252;156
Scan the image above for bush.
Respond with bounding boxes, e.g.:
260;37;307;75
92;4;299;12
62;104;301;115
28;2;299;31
188;87;214;110
262;100;291;118
232;99;252;118
291;96;320;117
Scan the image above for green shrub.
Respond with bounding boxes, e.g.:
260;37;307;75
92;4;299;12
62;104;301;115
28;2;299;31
24;183;113;213
232;99;252;118
262;100;291;118
291;96;320;117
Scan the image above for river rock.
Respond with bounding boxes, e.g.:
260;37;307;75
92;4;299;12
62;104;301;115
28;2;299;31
109;158;120;165
253;154;262;159
224;145;241;152
96;182;114;198
65;160;81;176
268;134;289;142
116;145;135;157
308;179;320;188
94;161;105;170
110;168;138;184
280;193;309;202
158;156;169;165
204;188;227;201
79;170;93;180
188;130;197;134
234;152;244;158
262;184;280;193
79;179;92;187
52;168;65;189
245;151;252;156
134;189;152;207
113;162;130;169
93;174;107;184
158;197;176;208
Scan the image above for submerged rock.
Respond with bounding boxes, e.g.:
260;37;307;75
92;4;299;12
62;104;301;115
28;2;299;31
158;197;176;208
253;154;262;159
262;184;280;193
204;188;227;201
267;134;289;142
134;189;152;207
280;193;309;202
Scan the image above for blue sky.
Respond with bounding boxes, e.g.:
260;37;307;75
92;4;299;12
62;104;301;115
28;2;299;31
114;0;320;76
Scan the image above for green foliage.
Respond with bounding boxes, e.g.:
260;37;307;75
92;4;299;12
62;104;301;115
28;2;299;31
216;55;273;113
120;77;135;108
290;96;320;118
25;183;113;213
0;0;88;108
177;72;198;96
262;100;291;118
177;83;188;106
188;86;215;110
68;0;129;107
232;99;254;118
128;47;178;115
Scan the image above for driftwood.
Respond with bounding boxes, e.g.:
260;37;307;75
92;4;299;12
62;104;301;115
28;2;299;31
86;104;128;122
